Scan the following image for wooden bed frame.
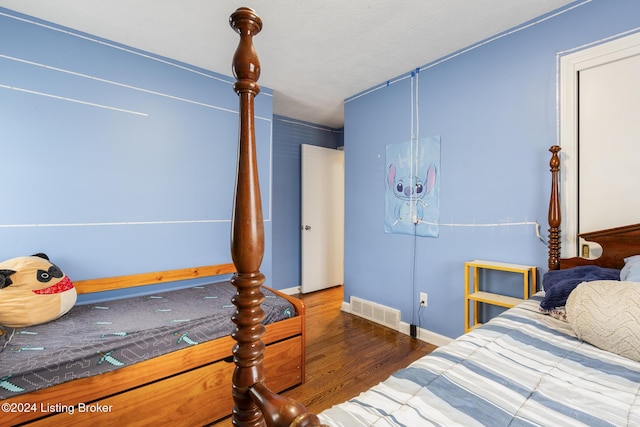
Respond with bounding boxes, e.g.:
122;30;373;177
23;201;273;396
547;145;640;271
226;8;640;426
1;263;306;426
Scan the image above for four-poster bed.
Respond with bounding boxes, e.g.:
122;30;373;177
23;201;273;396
227;8;640;426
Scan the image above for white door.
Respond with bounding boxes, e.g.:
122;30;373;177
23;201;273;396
301;144;344;293
560;32;640;256
579;53;640;233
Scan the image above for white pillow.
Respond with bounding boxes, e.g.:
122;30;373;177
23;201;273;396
566;280;640;362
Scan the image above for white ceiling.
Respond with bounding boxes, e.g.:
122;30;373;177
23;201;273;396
0;0;575;128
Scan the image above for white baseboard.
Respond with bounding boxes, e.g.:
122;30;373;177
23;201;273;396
399;321;452;347
341;301;452;347
277;286;300;295
341;301;351;312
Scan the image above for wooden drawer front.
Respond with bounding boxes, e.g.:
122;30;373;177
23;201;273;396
28;337;302;426
264;336;303;391
28;356;235;427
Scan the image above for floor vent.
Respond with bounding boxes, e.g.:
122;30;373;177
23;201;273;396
349;296;400;331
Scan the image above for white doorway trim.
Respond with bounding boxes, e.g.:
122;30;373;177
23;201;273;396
558;30;640;257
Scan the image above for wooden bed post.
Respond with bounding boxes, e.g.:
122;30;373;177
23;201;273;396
229;7;267;426
229;8;324;427
548;145;561;270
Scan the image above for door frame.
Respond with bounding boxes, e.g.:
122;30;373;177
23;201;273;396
300;144;345;293
559;31;640;256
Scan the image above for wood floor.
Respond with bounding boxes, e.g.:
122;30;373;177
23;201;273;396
213;285;437;425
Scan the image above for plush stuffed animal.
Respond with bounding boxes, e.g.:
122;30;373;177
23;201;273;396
0;253;76;328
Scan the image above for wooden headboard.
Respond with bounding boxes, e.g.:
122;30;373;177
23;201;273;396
547;145;640;271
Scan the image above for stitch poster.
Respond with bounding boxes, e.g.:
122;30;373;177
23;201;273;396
384;136;440;237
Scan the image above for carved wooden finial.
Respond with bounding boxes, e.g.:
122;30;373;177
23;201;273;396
548;145;561;270
230;7;262;96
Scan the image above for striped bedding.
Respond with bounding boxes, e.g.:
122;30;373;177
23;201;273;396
318;293;640;426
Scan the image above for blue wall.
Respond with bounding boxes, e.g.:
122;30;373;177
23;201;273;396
343;0;640;338
0;9;274;292
272;116;342;290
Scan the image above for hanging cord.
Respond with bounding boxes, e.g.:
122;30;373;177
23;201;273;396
410;69;421;330
413;68;429;337
409;73;417;325
412;69;421;329
409;70;416;222
415;68;420;144
412;225;419;333
417;299;425;334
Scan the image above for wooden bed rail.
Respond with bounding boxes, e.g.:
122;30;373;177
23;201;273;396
228;8;324;427
73;263;235;293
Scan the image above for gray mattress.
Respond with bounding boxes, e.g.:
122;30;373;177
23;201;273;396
0;281;295;399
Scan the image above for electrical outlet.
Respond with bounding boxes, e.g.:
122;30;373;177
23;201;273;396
420;292;428;307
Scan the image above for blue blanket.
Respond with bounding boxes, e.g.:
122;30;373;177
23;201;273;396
540;265;620;310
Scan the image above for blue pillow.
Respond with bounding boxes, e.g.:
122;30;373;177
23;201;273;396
620;255;640;282
540;265;620;310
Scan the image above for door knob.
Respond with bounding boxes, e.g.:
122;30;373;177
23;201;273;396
304;225;311;231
